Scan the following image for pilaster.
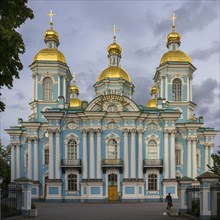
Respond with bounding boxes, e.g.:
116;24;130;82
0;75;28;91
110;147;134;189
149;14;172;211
55;129;60;179
34;137;38;181
123;129;128;179
89;129;95;179
130;129;136;179
82;129;88;179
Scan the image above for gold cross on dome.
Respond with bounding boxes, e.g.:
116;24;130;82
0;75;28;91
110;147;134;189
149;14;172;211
47;9;56;27
171;12;177;31
113;25;119;42
72;72;78;83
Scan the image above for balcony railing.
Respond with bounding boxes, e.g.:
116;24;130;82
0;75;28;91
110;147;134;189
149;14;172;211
61;159;82;168
143;159;163;167
102;159;123;167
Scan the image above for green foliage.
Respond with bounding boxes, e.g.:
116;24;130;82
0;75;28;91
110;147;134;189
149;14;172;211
0;0;34;111
207;146;220;177
0;145;11;185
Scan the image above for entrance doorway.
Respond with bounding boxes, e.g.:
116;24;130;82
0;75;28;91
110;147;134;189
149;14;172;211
108;174;118;201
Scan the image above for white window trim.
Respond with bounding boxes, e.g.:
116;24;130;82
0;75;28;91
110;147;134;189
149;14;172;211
65;170;79;194
146;169;159;192
64;133;80;160
105;132;120;159
175;143;183;166
145;134;160;159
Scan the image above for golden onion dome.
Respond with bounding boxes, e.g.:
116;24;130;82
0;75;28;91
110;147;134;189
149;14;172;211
146;99;157;108
70;85;79;94
70;98;82;108
98;66;131;82
44;28;59;45
166;31;181;47
160;50;191;65
150;85;157;95
33;48;66;64
107;42;122;56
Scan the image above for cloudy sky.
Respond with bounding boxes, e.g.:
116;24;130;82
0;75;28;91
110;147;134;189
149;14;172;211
1;0;219;148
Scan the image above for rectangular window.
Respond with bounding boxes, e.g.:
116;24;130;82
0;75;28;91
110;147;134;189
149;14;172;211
68;174;77;191
148;174;157;191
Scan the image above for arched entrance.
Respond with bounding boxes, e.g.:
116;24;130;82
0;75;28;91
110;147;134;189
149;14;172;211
108;173;118;201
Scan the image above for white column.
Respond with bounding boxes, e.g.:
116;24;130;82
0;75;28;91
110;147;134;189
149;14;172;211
11;145;15;181
16;144;20;178
170;130;176;179
160;79;163;98
187;139;191;177
210;144;214;168
138;130;143;179
165;77;168;100
164;131;168;179
204;145;208;172
97;130;102;179
35;74;38;100
32;75;35;100
130;129;136;179
192;139;197;178
82;130;87;179
187;77;190;101
89;130;95;179
49;130;54;179
55;130;60;179
28;138;32;179
58;75;60;97
189;78;192;101
63;77;66;101
123;129;128;179
34;138;38;181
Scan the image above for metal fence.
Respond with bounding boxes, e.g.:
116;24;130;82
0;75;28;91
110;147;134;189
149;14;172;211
1;184;22;219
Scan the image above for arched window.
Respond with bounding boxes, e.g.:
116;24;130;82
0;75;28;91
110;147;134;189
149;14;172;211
68;174;77;191
43;77;52;101
148;174;157;191
107;139;118;159
147;140;157;159
68;139;77;159
172;78;182;101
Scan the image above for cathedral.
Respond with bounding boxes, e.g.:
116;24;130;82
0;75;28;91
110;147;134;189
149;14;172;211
6;12;218;202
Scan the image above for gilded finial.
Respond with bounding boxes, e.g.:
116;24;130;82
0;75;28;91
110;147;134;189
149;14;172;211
171;12;177;32
47;9;56;29
113;25;119;42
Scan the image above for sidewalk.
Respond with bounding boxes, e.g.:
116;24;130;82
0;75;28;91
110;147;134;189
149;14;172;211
5;201;190;220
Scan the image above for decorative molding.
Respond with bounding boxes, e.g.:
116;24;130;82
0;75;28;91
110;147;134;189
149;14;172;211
64;133;80;144
105;132;120;144
145;134;160;144
40;72;55;83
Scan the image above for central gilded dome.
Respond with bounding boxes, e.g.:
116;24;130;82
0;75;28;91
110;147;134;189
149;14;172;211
33;48;66;64
160;50;191;65
98;66;131;82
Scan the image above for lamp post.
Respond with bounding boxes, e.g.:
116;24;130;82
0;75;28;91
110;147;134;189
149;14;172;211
0;176;3;220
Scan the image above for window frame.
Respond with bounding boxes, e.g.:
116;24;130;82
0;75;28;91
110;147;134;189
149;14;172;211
148;173;158;191
43;77;53;101
172;78;182;101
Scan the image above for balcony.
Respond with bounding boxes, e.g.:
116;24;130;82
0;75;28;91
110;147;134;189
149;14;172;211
102;159;123;173
143;159;163;173
61;159;82;168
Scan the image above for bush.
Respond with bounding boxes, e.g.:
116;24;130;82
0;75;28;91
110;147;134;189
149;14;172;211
31;202;36;209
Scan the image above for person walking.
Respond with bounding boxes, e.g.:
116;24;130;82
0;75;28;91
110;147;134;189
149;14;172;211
165;193;172;210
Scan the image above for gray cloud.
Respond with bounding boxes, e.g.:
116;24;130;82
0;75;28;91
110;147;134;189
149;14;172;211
151;1;218;36
7;104;28;111
190;41;219;61
135;43;161;58
193;78;219;104
16;92;25;100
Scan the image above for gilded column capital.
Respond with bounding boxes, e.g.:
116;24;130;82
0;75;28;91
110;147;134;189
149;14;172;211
131;128;136;134
137;129;144;134
123;128;129;134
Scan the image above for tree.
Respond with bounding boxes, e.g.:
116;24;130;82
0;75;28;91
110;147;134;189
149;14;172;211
207;146;220;176
0;144;11;186
0;0;34;111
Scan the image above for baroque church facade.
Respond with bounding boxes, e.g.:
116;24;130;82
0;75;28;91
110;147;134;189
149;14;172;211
6;12;218;202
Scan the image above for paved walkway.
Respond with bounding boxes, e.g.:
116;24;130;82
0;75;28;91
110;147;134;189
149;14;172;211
7;202;190;220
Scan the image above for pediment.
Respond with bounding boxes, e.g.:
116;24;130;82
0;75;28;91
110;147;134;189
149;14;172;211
86;94;140;112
